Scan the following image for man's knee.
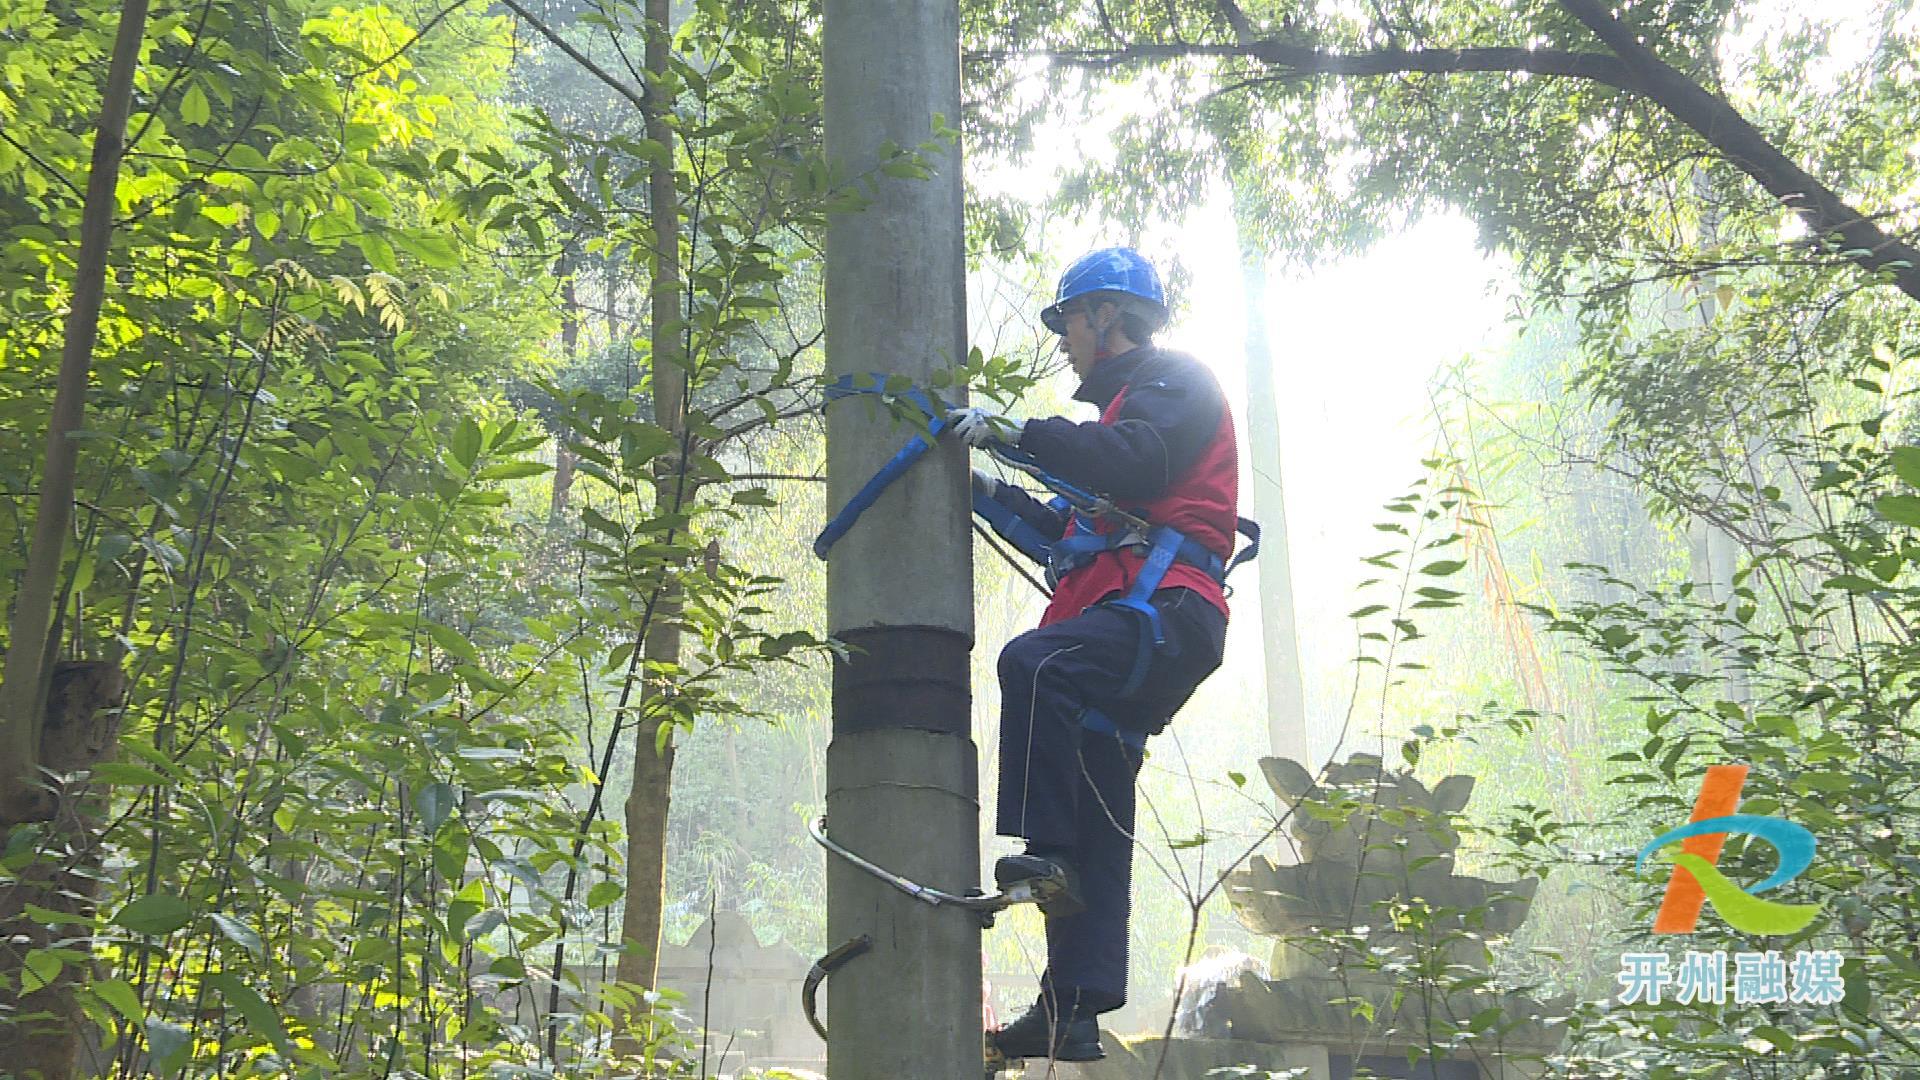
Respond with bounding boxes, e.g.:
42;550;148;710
997;627;1063;690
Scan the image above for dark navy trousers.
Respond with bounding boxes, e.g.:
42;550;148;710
995;587;1227;1017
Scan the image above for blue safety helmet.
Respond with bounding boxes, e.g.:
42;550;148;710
1040;247;1168;334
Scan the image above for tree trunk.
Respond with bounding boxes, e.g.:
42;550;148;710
1232;230;1313;783
0;662;128;1079
0;0;149;825
0;3;148;1062
604;254;621;351
550;260;582;520
612;0;687;1043
615;631;679;993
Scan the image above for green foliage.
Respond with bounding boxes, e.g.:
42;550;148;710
0;0;842;1073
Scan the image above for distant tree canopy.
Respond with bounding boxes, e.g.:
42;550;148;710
961;0;1920;304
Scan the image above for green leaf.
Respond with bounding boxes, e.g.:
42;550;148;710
90;761;167;786
21;948;61;994
358;232;399;274
451;419;482;471
1892;446;1920;488
24;903;93;926
414;781;458;834
114;893;194;936
210;913;263;957
1841;956;1871;1017
394;229;461;269
433;823;468;879
586;880;624;909
92;977;144;1023
426;622;478;663
145;1018;191;1075
205;972;295;1054
180;83;211;126
464;908;506;940
1420;559;1467;576
1875;494;1920;526
476;459;549;481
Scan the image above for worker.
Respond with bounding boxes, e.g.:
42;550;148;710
948;247;1239;1062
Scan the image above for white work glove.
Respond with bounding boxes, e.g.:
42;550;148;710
971;468;1002;499
946;406;1025;449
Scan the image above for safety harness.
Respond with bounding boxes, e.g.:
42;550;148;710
815;375;1261;747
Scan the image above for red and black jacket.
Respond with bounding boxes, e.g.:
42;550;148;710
986;346;1240;627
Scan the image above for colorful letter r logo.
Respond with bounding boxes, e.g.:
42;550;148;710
1636;764;1821;936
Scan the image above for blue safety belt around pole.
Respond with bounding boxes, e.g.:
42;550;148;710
811;422;940;558
812;379;952;559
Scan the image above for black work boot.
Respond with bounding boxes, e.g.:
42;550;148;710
993;851;1085;917
990;999;1105;1062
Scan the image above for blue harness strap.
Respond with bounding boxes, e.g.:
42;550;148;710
985;513;1260;702
1225;517;1260;581
1106;526;1184;697
969;490;1057;566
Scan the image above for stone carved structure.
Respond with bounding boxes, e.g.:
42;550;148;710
656;910;823;1075
1069;754;1567;1080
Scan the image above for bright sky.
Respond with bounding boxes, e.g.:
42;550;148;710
1213;213;1514;769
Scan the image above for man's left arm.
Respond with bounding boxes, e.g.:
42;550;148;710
1016;359;1224;501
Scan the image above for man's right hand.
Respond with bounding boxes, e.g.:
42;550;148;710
971;468;1001;499
947;406;1025;448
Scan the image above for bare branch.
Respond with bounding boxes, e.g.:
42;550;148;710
714;472;825;484
977;13;1920;302
497;0;650;114
965;41;1644;93
714;401;820;444
1214;0;1254;42
1555;0;1920;301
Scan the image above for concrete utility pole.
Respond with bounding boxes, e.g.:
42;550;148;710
821;2;978;1078
1238;249;1314;778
